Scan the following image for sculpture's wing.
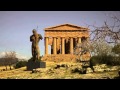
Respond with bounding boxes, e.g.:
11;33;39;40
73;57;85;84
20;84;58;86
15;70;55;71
30;35;33;42
38;34;43;40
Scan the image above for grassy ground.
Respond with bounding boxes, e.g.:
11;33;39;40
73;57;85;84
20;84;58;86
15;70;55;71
0;61;119;79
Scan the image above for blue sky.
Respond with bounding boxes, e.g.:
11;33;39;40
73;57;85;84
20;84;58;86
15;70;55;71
0;11;120;59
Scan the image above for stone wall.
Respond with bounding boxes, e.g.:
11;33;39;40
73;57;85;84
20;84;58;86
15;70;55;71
42;54;90;63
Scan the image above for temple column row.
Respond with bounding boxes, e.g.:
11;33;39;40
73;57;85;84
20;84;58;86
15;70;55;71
45;37;81;55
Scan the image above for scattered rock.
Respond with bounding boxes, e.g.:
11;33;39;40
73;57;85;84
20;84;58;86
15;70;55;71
46;68;54;74
71;66;86;74
54;64;70;69
99;64;107;69
86;67;93;74
79;68;86;74
61;64;66;68
93;64;120;73
93;65;104;72
54;65;61;69
71;68;80;73
111;66;119;71
31;69;40;73
95;69;104;72
104;68;111;72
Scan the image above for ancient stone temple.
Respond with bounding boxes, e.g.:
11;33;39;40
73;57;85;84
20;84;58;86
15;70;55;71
42;23;90;62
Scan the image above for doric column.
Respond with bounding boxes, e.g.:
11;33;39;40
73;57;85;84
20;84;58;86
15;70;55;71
51;44;53;54
45;37;48;55
87;37;89;42
53;37;57;54
78;37;81;54
78;37;81;43
70;37;73;54
57;37;60;54
61;37;65;54
75;38;77;47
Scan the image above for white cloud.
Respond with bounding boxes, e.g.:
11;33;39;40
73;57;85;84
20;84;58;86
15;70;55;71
16;53;29;60
0;51;29;60
0;52;6;57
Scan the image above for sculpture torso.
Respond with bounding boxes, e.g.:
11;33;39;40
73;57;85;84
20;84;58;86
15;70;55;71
30;34;40;47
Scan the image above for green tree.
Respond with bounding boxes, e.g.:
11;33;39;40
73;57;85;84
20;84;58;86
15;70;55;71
14;61;27;69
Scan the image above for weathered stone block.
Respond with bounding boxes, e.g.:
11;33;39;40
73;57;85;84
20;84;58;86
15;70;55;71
26;60;46;71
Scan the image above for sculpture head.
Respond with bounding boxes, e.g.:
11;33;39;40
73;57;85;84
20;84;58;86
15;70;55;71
32;29;37;35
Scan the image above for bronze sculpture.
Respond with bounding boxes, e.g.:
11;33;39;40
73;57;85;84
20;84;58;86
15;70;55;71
30;29;43;61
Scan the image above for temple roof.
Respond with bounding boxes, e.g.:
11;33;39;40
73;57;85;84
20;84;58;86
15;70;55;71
44;23;89;31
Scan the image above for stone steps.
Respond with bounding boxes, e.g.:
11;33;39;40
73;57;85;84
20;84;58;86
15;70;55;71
42;54;90;62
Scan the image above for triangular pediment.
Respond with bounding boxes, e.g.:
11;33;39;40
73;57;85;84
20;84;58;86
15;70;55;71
44;23;89;30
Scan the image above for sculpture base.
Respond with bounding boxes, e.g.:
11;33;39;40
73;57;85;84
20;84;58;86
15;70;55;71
26;60;46;71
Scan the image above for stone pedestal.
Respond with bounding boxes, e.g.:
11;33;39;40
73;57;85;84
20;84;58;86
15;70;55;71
27;60;46;71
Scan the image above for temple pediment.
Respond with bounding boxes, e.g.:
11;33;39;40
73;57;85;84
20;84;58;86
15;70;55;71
44;23;89;31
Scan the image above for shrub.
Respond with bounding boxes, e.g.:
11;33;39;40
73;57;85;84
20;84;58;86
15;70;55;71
90;55;120;66
14;61;27;69
90;55;101;66
110;56;120;65
112;44;120;55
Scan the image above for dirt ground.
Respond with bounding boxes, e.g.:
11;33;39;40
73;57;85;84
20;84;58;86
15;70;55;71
0;61;119;79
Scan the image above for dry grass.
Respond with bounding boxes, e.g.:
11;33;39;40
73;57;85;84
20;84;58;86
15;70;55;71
0;66;14;70
0;61;119;79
